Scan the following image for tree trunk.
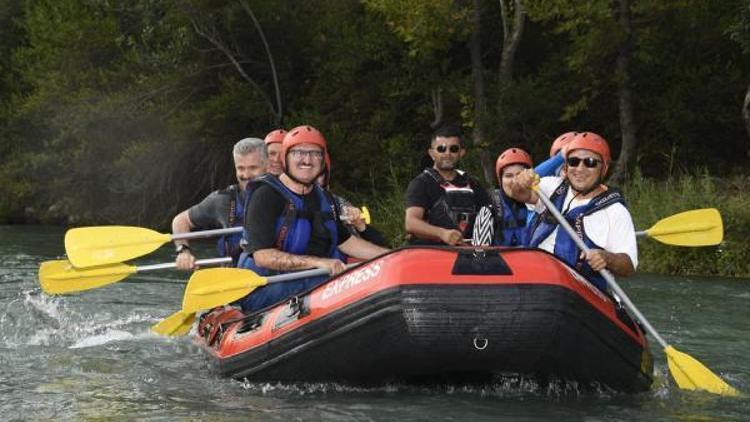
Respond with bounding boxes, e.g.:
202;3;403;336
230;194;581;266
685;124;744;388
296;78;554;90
185;2;282;126
239;0;283;126
430;87;443;129
743;83;750;157
470;0;495;185
498;0;525;83
610;0;637;186
494;0;525;169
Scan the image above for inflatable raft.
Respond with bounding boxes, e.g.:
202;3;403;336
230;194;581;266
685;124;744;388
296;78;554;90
194;247;654;392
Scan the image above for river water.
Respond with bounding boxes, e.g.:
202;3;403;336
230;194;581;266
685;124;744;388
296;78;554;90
1;225;748;420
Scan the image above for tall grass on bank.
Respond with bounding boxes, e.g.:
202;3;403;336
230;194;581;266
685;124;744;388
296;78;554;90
365;167;750;278
623;170;750;278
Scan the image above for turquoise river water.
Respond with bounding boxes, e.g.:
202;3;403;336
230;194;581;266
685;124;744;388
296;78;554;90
0;225;748;420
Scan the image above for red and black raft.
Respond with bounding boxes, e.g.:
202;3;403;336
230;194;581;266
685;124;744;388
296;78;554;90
194;247;654;392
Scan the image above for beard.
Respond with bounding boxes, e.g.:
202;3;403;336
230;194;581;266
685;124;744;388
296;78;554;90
435;158;457;171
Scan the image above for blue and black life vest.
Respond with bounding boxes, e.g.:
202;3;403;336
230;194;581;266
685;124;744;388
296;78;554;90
216;184;245;263
488;188;530;247
528;180;626;292
423;168;481;239
237;174;344;276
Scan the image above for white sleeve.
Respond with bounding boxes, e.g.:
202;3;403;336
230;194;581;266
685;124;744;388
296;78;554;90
533;176;563;214
582;204;638;269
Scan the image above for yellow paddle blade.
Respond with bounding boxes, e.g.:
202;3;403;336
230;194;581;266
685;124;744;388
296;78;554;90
39;260;136;294
65;226;171;268
360;206;371;224
151;311;195;336
665;346;740;396
645;208;723;247
181;268;267;313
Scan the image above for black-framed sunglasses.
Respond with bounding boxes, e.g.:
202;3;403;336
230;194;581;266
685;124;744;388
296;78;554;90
434;144;461;153
566;156;601;168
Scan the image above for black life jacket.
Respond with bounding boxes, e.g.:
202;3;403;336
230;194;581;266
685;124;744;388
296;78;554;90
423;168;481;238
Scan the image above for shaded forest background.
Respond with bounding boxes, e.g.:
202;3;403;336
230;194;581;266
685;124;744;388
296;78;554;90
1;0;749;230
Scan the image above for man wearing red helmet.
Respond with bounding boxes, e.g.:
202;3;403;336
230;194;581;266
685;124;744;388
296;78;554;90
473;147;534;246
264;128;286;176
238;125;389;313
405;125;491;246
172;137;268;270
510;132;637;293
534;131;579;177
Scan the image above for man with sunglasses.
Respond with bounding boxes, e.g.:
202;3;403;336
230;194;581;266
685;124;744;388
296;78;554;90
237;125;389;313
405;125;491;246
510;132;637;294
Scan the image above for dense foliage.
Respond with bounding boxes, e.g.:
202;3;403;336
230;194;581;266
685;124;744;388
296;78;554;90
1;1;749;276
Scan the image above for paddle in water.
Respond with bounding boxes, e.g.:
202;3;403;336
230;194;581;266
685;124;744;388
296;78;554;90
151;268;269;337
533;185;739;396
151;311;196;337
152;265;353;336
39;257;231;295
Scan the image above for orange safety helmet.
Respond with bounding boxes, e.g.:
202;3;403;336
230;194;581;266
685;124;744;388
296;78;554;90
564;132;611;175
264;128;287;145
549;131;578;157
495;148;532;182
281;125;331;177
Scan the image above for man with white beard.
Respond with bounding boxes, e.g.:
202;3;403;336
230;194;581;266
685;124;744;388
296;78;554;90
404;125;491;246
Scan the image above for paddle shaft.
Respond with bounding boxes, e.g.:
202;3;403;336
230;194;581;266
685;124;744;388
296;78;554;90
244;263;359;288
171;213;369;241
173;206;370;241
635;224;715;238
171;227;242;241
535;188;669;349
137;257;231;272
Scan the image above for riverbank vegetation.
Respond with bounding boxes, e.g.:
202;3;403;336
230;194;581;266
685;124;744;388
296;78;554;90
1;1;749;277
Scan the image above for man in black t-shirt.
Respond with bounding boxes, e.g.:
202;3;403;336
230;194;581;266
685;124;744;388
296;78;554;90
172;137;267;270
239;125;389;313
243;125;389;276
405;126;491;246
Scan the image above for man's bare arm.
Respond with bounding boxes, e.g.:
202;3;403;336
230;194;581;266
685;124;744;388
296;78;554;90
586;250;635;277
254;248;346;275
338;236;389;260
172;210;196;270
404;207;462;245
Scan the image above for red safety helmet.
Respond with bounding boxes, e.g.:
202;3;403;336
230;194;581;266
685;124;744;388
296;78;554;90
564;132;611;175
495;148;532;183
549;131;578;157
264;129;287;145
281;125;331;178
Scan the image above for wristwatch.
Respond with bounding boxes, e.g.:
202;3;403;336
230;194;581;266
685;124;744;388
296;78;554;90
175;244;192;254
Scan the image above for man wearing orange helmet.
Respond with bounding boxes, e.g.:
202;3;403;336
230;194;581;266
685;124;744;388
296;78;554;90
172;137;268;270
473;147;534;246
533;131;579;177
511;132;637;293
264;128;286;176
238;125;389;312
405;125;491;246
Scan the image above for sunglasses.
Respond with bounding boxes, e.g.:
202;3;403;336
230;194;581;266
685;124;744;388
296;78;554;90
289;149;324;160
566;156;601;168
434;144;461;154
